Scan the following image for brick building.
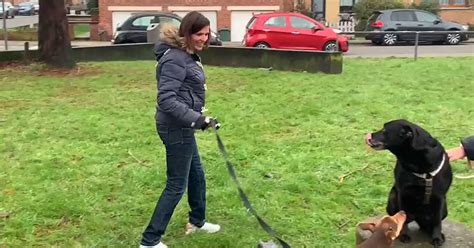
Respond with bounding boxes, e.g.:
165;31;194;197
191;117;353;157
409;0;473;25
98;0;298;42
9;0;86;5
97;0;473;42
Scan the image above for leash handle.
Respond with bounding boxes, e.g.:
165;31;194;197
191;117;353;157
211;125;291;248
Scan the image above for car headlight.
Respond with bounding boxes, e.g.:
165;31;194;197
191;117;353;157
462;25;469;31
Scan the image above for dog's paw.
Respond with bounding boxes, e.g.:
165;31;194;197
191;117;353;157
399;234;411;243
431;233;445;247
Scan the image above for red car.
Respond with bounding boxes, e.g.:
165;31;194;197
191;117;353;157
244;12;349;52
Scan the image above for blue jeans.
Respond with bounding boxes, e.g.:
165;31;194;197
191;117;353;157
141;125;206;246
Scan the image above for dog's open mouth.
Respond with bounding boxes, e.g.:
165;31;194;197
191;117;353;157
365;133;385;150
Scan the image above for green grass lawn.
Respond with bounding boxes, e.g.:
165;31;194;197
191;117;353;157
1;58;473;247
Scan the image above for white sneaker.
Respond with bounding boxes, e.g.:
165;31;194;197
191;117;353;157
185;222;221;235
139;242;168;248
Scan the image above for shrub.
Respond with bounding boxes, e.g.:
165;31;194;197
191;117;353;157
353;0;405;31
87;0;98;15
293;0;313;18
410;1;440;15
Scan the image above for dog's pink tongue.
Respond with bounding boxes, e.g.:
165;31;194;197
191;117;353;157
365;133;372;145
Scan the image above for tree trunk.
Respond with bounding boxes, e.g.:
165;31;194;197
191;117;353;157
38;0;75;68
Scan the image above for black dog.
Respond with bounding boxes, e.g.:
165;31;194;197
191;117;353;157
366;119;452;247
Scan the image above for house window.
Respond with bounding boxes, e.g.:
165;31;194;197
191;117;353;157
439;0;467;6
340;0;360;13
439;0;449;5
312;0;325;21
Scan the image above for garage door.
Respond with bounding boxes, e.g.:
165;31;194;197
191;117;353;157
173;11;217;32
112;12;134;34
230;11;271;42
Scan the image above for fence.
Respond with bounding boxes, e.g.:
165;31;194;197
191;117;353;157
326;21;356;38
338;30;474;60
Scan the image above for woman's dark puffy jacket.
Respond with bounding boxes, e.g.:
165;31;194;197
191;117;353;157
154;27;206;128
461;136;474;161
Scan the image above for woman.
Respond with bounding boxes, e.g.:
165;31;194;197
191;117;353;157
140;11;220;248
447;136;474;169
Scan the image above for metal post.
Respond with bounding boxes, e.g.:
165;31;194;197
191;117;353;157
414;32;419;61
23;41;29;62
2;0;8;51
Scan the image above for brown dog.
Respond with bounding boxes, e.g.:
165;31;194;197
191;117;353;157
357;211;407;248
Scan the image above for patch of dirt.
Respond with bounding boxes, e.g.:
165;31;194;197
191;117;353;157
34;64;102;77
0;61;26;69
0;62;102;77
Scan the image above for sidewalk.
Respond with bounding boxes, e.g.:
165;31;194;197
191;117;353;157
1;38;472;51
0;40;112;51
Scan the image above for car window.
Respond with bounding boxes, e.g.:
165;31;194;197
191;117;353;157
158;16;180;27
132;16;156;28
390;11;416;22
264;16;286;27
368;13;382;23
290;16;316;29
415;11;437;22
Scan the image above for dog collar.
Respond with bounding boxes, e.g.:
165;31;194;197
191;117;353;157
412;154;446;179
412;154;446;205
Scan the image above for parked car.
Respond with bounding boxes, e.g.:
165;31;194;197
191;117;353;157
30;1;39;14
243;12;349;52
17;2;35;16
0;2;15;19
112;12;223;46
365;9;469;45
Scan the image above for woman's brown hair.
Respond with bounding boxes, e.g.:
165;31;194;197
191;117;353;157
179;11;211;52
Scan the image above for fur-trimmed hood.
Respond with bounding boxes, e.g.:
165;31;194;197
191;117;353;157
154;25;188;61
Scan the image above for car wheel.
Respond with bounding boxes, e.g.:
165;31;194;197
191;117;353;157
323;41;338;52
446;32;461;45
254;42;270;49
382;33;397;46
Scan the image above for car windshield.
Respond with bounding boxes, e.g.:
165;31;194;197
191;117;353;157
19;3;32;7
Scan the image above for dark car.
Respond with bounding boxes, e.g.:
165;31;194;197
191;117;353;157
365;9;468;45
17;2;34;16
112;12;222;46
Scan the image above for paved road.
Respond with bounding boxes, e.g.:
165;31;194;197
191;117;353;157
1;39;473;57
345;42;474;58
1;15;38;29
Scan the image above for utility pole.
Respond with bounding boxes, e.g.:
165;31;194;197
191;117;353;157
1;0;8;50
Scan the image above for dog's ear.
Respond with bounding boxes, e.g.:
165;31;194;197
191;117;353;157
358;222;377;232
402;124;431;151
400;125;413;139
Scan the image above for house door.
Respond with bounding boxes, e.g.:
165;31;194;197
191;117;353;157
312;0;325;21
